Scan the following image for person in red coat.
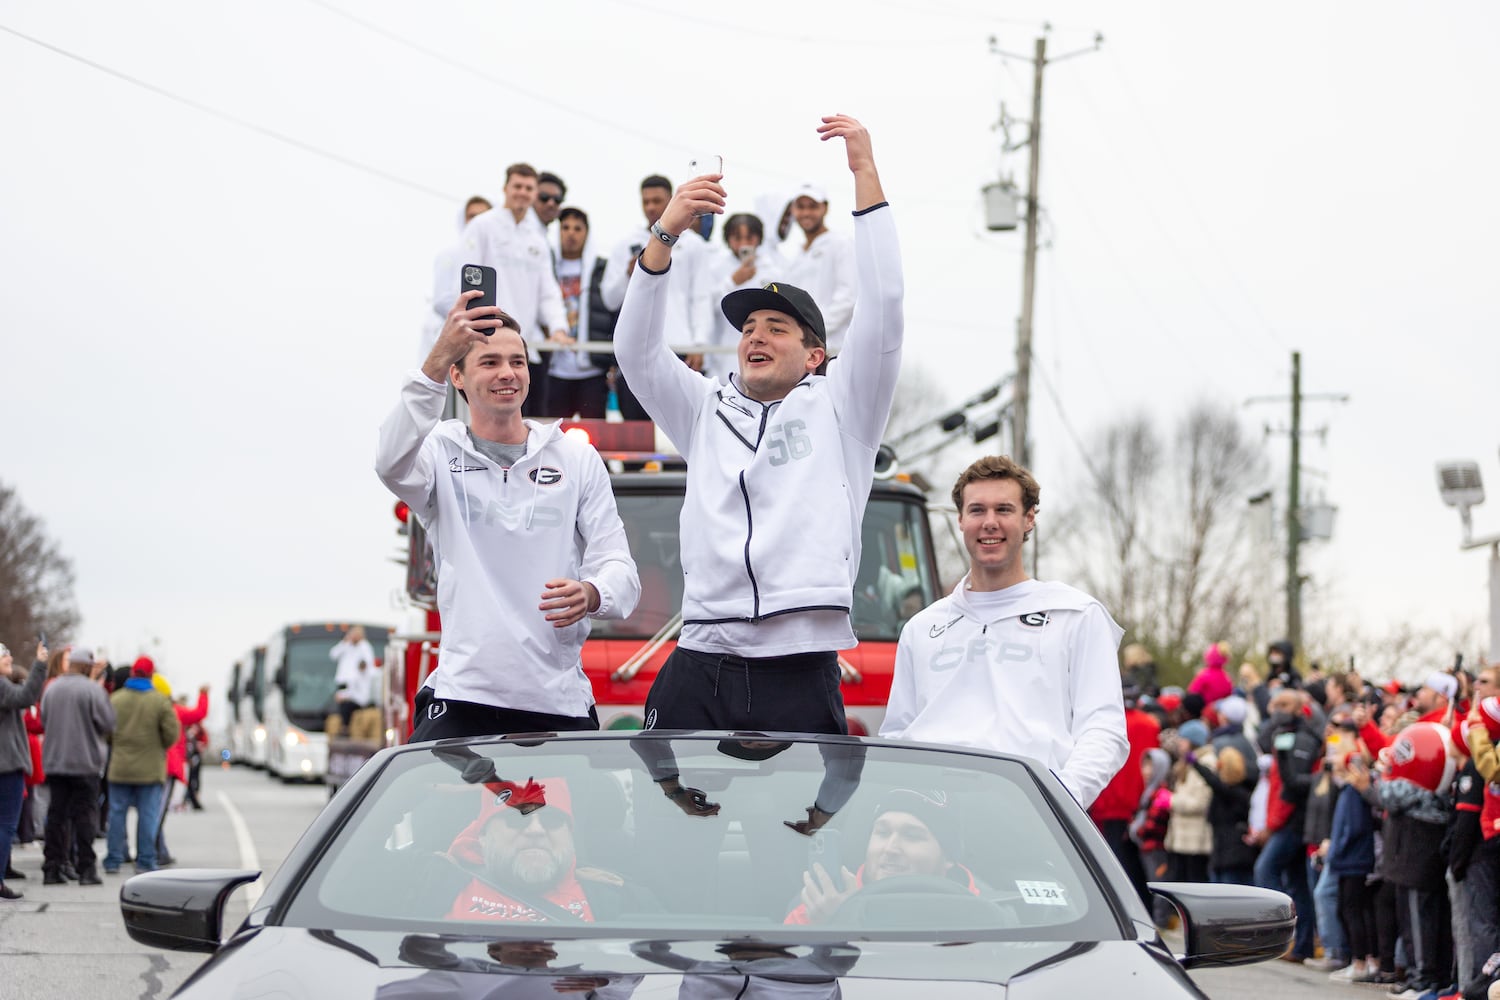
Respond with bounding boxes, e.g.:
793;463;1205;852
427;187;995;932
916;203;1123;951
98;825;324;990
1089;684;1161;907
155;678;208;866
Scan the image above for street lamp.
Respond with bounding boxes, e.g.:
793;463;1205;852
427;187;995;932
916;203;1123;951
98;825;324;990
1436;456;1500;661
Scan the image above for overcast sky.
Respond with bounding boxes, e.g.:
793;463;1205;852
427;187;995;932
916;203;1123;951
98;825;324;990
2;1;1496;695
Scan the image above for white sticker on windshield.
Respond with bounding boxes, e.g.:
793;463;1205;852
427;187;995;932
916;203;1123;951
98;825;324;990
1016;880;1068;906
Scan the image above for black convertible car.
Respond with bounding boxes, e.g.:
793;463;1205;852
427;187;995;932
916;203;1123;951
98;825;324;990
122;733;1293;998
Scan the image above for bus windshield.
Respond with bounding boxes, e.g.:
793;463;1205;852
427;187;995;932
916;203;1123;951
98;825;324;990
590;492;939;642
283;629;390;725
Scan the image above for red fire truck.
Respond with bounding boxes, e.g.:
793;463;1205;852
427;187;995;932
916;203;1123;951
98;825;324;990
329;419;943;788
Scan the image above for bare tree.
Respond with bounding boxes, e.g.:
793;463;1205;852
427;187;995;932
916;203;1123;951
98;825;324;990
1161;403;1266;656
0;481;79;650
1052;402;1266;676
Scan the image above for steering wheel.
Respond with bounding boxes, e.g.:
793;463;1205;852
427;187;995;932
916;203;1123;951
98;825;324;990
850;874;973;898
827;873;972;924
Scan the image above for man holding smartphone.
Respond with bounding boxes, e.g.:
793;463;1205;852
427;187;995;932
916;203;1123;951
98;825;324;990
376;295;640;740
613;114;903;736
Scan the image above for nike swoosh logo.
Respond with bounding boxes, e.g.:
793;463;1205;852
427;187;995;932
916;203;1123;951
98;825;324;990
449;458;486;473
929;615;963;638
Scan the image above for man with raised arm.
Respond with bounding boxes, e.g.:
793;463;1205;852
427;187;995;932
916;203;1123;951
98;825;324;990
614;115;903;736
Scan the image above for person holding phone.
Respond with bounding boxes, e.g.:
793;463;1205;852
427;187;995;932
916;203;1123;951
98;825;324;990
613;114;903;737
600;174;716;417
377;293;640;741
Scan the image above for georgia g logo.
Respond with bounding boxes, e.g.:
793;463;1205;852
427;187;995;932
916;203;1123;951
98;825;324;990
1019;612;1051;628
529;467;563;486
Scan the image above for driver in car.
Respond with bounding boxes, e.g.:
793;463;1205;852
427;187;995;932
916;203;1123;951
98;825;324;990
784;788;979;924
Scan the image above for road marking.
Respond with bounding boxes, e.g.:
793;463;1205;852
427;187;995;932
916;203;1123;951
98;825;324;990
216;790;263;908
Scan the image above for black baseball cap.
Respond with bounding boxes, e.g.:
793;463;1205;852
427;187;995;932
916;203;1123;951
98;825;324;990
721;281;826;345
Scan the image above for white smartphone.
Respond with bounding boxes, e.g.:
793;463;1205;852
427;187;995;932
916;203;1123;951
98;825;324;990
689;154;723;176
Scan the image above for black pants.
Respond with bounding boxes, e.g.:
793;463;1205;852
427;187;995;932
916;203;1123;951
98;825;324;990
409;696;599;742
1374;878;1399;974
1395;883;1452;990
1097;817;1151;908
643;647;848;735
544;374;608;419
1338;874;1377;960
43;773;99;874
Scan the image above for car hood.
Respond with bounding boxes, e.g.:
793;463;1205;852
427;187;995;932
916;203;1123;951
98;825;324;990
172;928;1202;999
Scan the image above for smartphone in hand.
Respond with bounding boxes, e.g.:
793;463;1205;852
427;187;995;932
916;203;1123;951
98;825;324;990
460;264;499;333
689;154;723;177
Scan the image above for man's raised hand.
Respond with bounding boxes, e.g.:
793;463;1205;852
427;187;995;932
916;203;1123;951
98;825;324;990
817;114;875;173
658;175;726;240
422;289;510;383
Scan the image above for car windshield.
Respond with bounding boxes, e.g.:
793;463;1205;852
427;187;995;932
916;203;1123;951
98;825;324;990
283;736;1119;941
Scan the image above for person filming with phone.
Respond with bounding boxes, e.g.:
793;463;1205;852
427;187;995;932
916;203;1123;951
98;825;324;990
376;292;640;741
613;114;904;737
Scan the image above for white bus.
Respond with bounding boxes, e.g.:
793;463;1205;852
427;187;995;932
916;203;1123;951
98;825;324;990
263;622;390;782
231;645;269;768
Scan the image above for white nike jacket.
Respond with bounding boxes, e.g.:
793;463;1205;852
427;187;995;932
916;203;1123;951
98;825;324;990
613;204;903;633
375;373;639;715
881;576;1128;808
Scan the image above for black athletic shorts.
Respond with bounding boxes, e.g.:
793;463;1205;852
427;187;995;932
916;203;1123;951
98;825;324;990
409;695;599;742
643;647;847;735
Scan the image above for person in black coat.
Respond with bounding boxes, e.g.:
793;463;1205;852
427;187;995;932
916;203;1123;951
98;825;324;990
1187;743;1258;885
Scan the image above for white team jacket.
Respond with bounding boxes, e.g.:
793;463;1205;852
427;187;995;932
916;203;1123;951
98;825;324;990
881;576;1128;808
613;204;904;628
375;373;639;716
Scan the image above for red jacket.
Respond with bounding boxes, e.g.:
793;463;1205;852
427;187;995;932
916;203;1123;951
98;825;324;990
1090;709;1162;823
167;691;209;783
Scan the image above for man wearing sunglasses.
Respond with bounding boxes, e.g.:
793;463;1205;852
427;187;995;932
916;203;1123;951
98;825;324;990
533;172;567;230
440;162;571;417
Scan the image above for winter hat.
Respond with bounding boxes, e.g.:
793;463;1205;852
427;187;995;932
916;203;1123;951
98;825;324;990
69;647;95;665
1157;692;1182;713
1218;695;1248;727
872;789;960;857
450;776;572;867
1178;719;1210;749
1424;671;1458;702
1203;642;1229;671
131;655;155;677
1454;720;1474;757
1480;696;1500;739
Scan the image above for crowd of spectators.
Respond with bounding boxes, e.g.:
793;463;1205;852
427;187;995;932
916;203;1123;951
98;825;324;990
0;640;210;901
1090;638;1500;1000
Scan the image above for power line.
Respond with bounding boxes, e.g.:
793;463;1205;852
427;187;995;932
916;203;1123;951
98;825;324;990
0;21;459;203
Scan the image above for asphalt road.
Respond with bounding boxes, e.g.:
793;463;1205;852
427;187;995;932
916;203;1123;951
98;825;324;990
1;765;1357;999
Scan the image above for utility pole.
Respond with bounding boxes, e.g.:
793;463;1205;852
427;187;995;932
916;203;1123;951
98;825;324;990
1247;353;1348;655
990;31;1102;472
1287;352;1302;651
1013;36;1045;470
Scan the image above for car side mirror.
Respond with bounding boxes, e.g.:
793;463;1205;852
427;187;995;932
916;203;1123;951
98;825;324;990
121;869;261;952
1148;881;1295;969
273;666;288;690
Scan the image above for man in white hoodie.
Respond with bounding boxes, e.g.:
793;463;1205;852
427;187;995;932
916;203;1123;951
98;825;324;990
376;295;640;741
880;456;1128;808
613;114;903;737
